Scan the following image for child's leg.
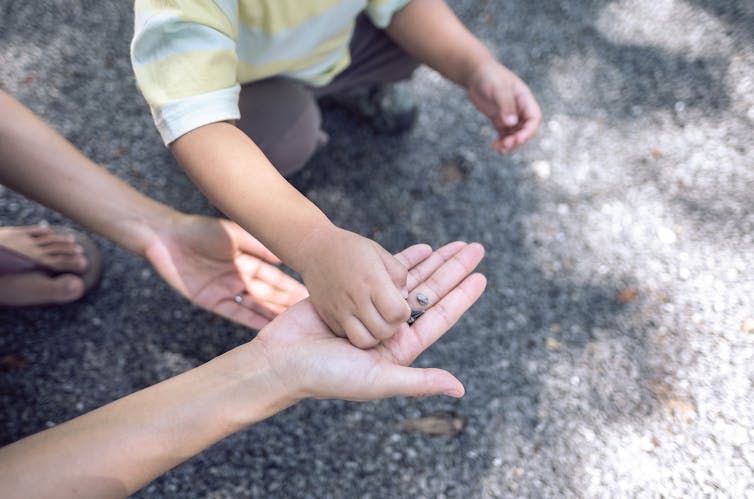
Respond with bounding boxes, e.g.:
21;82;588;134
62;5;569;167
312;14;420;98
236;78;328;177
236;15;418;175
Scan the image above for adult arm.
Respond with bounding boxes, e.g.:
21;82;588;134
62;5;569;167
0;241;486;498
386;0;542;152
0;90;306;327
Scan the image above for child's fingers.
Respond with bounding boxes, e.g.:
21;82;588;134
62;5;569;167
344;315;380;349
359;297;398;341
384;254;409;289
515;87;542;135
493;86;519;127
513;119;540;146
372;284;411;325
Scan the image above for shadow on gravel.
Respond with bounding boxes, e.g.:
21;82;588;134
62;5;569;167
687;0;754;44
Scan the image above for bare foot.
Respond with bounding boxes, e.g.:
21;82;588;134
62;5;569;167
0;225;89;307
0;225;88;273
0;272;85;307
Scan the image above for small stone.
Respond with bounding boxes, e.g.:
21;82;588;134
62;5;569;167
658;226;677;244
416;293;429;306
650;148;665;159
531;160;551;180
545;337;561;350
407;309;424;325
639;435;659;452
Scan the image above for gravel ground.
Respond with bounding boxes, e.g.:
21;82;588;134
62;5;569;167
1;1;753;497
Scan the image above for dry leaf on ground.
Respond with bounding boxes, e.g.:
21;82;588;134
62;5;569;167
650;380;697;423
616;288;638;304
0;354;28;371
399;411;467;437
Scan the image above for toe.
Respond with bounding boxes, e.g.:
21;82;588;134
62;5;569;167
0;272;85;307
51;274;86;303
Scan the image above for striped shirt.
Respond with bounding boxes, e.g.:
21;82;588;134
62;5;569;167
131;0;411;145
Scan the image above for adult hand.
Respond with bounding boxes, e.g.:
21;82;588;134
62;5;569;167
0;241;485;499
298;226;411;349
256;241;486;401
145;214;308;329
467;61;542;154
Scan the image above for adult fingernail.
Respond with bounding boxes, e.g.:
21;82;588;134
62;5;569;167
504;114;518;126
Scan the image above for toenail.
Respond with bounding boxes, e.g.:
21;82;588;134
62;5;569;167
62;276;85;297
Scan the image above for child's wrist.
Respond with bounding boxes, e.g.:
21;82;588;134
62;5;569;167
462;51;499;88
287;220;339;275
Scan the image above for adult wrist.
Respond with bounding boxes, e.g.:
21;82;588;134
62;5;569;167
209;340;299;431
121;206;182;258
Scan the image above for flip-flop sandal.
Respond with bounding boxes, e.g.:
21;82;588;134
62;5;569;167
0;225;103;298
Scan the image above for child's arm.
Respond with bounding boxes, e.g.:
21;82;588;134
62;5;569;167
385;0;542;152
171;122;411;347
132;1;410;345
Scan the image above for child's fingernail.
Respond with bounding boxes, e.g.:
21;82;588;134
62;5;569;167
504;114;518;126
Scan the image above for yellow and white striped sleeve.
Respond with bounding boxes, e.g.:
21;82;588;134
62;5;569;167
131;0;240;145
365;0;413;28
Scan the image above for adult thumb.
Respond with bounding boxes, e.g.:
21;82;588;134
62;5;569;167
375;365;465;399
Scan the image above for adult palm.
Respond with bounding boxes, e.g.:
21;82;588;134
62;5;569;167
145;214;308;329
256;241;486;402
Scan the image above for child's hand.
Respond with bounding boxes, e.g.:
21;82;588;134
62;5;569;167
467;60;542;154
299;227;411;349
